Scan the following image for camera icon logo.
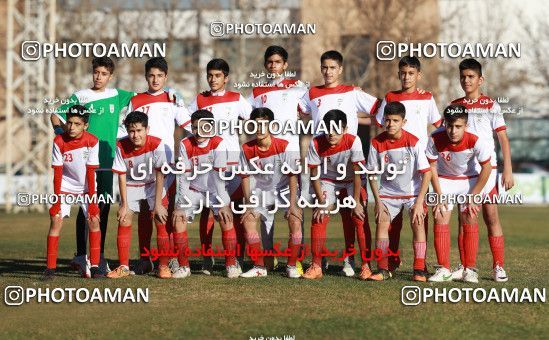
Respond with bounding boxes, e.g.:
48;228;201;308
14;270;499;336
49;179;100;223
4;286;25;306
21;41;41;61
425;192;438;206
210;22;225;37
401;285;422;306
16;192;32;207
195;118;216;138
376;40;396;61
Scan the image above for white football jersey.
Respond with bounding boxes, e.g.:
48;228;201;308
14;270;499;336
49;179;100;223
451;94;506;167
249;78;309;149
426;129;492;178
119;90;191;162
52;131;99;194
178;135;230;205
366;130;430;198
301;84;378;136
112;135;168;187
375;90;441;148
188;90;251;165
239;136;300;192
306;133;365;182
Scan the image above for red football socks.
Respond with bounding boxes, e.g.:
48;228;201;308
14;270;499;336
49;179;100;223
434;224;451;269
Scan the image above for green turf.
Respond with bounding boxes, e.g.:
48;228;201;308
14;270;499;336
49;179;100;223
1;206;548;339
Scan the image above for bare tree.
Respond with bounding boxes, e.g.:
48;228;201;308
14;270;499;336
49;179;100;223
437;0;533;113
518;8;549;112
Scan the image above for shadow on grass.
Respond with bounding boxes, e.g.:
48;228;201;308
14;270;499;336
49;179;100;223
0;258;76;278
0;256;420;282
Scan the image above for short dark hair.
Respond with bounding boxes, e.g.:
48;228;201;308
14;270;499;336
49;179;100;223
264;45;288;63
206;58;230;77
250;107;274;122
443;105;468;124
92;56;115;74
320;50;343;66
66;105;90;123
383;101;406;119
398;56;421;71
123;111;148;129
459;58;482;76
191;109;214;123
145;57;168;75
323;109;347;129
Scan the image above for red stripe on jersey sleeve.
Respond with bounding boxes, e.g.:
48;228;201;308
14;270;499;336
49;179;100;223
494;126;507;132
427;157;437;163
418;168;431;173
179;120;191;129
112;169;126;174
479;157;491;165
53;134;64;149
370;98;381;115
374;119;383;128
53;166;63;195
432;119;442;127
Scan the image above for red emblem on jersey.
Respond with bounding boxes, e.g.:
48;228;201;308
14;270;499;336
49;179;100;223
440;152;451;161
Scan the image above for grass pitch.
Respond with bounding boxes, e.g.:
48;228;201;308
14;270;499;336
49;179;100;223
1;206;548;339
